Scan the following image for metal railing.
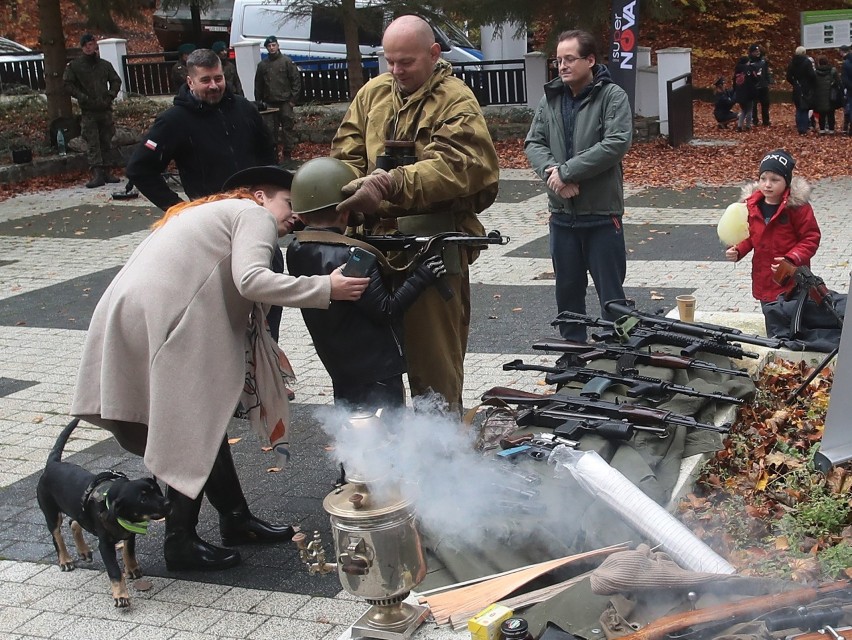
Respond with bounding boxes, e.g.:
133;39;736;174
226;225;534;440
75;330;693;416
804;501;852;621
0;53;46;92
123;52;178;96
298;58;379;104
451;59;526;106
2;51;531;107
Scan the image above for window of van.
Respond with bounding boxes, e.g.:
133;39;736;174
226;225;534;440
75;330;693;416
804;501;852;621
309;6;382;46
241;4;310;40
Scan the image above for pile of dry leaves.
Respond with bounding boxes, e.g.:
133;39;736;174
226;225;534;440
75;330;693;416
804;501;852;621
678;358;852;582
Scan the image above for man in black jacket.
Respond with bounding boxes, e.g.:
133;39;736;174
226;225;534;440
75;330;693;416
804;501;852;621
127;48;274;209
126;48;284;337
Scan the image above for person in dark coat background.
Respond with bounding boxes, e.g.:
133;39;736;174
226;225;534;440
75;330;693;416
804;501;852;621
63;34;122;188
748;44;772;126
841;45;852;135
786;46;817;134
812;55;841;133
732;55;758;131
713;77;738;128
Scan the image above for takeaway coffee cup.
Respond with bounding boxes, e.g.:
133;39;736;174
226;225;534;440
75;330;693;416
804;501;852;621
676;295;696;322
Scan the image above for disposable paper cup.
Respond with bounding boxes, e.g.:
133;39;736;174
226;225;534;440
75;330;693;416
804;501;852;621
676;295;696;322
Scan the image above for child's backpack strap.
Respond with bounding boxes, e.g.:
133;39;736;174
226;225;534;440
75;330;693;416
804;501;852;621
293;230;403;275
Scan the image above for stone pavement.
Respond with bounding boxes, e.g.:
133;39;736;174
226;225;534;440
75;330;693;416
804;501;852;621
0;169;849;639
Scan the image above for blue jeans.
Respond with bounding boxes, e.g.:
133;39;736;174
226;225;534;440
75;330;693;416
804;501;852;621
549;214;627;342
795;107;810;134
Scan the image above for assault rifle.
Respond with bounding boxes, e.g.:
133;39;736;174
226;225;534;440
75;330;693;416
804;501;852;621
614;581;850;640
501;360;744;405
604;300;786;349
481;386;730;434
531;339;751;378
552;312;760;360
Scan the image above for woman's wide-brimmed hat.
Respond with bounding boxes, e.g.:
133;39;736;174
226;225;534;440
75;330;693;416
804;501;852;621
223;165;294;191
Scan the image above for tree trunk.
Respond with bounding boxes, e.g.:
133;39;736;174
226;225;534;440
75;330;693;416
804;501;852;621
37;0;72;122
342;0;365;99
190;1;203;47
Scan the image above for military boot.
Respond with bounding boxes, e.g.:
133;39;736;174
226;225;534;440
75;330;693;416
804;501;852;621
205;438;295;546
163;486;241;571
85;167;106;188
103;167;120;184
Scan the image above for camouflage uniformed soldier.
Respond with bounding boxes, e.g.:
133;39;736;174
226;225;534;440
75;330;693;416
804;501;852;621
171;43;195;93
255;35;301;161
331;15;500;413
63;34;122;188
211;41;243;96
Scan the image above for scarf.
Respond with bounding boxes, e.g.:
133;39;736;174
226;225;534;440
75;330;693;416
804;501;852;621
238;304;295;469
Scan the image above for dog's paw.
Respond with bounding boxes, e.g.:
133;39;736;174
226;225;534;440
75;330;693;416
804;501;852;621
60;561;75;572
125;567;142;580
114;596;130;608
80;551;93;562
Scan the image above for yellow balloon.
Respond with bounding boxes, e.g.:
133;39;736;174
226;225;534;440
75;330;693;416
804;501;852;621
717;202;749;246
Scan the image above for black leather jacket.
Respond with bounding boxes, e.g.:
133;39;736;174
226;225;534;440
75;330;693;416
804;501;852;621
285;229;436;386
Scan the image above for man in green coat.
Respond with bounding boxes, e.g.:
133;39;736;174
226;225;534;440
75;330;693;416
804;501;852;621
331;15;500;413
63;34;122;188
524;29;633;343
254;35;301;161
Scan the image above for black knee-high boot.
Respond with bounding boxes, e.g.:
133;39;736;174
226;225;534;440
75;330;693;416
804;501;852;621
205;437;294;546
163;486;241;571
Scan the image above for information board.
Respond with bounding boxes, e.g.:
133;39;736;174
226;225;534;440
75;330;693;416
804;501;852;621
801;9;852;49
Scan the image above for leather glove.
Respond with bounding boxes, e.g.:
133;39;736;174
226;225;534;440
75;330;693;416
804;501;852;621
422;255;447;279
337;169;398;216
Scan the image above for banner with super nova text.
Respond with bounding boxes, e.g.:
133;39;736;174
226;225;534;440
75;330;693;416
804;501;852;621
608;0;639;113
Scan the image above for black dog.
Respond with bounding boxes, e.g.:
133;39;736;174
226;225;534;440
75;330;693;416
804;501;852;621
37;419;170;607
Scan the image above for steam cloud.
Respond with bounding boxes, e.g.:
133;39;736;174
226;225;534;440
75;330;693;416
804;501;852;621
315;400;581;555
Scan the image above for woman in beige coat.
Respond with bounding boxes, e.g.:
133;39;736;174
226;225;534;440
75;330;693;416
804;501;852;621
71;166;368;571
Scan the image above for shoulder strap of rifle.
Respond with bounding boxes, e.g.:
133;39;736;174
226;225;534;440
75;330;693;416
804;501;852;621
293;230;403;273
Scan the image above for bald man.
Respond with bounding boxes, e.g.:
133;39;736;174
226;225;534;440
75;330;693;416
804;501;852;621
331;15;500;413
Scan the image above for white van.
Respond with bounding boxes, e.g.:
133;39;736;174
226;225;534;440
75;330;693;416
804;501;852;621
229;0;484;66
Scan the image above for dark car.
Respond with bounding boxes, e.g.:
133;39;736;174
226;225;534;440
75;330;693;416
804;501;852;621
153;0;234;51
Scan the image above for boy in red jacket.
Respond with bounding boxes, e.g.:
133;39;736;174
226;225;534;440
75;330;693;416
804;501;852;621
725;149;821;333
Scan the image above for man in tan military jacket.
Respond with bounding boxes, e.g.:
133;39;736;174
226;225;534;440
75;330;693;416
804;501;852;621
331;15;500;413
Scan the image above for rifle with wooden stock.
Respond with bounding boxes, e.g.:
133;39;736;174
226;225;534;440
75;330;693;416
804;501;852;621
480;386;729;434
616;581;850;640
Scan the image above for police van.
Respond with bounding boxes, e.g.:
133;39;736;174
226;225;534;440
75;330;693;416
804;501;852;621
228;0;483;66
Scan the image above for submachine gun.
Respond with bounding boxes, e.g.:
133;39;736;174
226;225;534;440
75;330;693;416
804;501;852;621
530;339;751;378
481;386;730;442
603;300;787;349
552;311;762;360
359;230;510;300
501;359;744;405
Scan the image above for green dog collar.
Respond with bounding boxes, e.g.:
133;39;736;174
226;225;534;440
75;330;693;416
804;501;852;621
104;495;150;535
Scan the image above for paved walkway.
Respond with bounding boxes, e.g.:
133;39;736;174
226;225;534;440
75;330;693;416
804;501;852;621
0;170;848;639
